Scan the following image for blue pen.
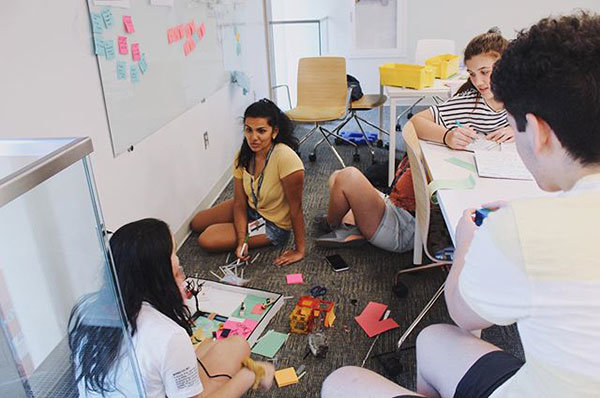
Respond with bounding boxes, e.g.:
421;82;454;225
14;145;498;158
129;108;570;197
455;120;464;128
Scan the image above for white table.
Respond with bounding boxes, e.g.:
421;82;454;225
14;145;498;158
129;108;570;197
382;78;465;185
419;141;549;244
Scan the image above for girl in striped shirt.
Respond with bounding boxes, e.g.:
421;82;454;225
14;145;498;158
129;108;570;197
412;28;513;149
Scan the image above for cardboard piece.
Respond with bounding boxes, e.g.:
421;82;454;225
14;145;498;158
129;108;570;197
354;302;399;338
286;273;303;285
275;367;298;387
251;330;288;358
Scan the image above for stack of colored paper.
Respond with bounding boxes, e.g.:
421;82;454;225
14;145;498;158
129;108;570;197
355;301;399;337
275;367;298;387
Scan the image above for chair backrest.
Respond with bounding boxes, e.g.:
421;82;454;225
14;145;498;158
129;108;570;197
415;39;456;65
296;57;347;108
402;121;430;248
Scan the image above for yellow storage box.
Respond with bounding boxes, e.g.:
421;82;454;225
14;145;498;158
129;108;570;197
379;63;435;90
425;54;460;79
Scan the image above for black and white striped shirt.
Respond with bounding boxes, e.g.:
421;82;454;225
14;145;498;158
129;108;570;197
429;89;508;134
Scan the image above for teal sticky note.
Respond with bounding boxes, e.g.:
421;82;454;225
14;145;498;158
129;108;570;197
232;295;268;322
130;64;140;83
235;42;241;56
116;61;127;80
251;330;288;358
104;39;115;60
138;54;148;74
93;35;104;56
101;8;113;29
91;13;103;34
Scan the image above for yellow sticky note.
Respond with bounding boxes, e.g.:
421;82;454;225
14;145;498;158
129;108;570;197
275;367;298;387
325;306;336;328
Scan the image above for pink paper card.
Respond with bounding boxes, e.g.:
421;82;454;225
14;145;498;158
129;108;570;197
131;43;140;61
355;301;399;338
122;15;134;33
167;28;176;44
186;21;196;37
178;24;185;39
183;38;196;56
118;36;128;54
216;318;258;340
198;22;206;39
251;303;265;315
286;273;303;285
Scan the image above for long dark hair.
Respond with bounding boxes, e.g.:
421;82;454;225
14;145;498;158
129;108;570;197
68;218;192;394
236;99;298;171
456;27;509;95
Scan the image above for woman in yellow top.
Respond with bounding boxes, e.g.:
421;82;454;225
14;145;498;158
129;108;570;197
191;99;306;266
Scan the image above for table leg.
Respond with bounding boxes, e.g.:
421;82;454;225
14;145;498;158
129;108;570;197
388;99;397;186
378;84;384;139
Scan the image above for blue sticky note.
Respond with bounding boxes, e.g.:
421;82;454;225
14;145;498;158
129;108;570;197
130;64;140;83
236;42;241;56
101;8;114;29
91;13;103;34
138;54;148;74
93;35;104;56
116;61;127;80
104;39;115;60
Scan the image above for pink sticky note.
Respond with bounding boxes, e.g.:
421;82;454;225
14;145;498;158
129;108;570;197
118;36;128;54
199;22;206;39
354;301;399;338
286;273;303;285
186;21;196;37
178;24;185;39
122;15;134;33
131;43;140;61
183;38;196;56
167;28;175;44
251;303;265;315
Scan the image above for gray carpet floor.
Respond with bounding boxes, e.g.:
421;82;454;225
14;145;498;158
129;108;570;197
177;107;523;397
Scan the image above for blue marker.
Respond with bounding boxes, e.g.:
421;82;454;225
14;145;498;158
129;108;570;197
455;120;464;128
474;208;495;226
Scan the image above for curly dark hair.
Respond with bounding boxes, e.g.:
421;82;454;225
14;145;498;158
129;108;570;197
492;11;600;165
236;99;298;170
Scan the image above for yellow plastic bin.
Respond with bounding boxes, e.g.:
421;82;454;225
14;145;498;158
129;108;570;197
425;54;459;79
379;63;435;90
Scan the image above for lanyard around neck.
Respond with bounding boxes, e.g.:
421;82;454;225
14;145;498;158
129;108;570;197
249;144;274;210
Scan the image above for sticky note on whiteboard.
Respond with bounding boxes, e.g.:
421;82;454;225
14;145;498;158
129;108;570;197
118;36;128;54
93;35;104;56
138;54;148;74
104;39;116;60
116;61;127;80
130;64;139;83
91;13;103;34
122;15;135;33
131;43;140;61
101;8;113;28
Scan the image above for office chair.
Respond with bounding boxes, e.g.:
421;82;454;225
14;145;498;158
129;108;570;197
285;57;357;168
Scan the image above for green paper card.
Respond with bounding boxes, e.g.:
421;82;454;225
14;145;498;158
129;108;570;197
251;330;288;358
232;295;266;321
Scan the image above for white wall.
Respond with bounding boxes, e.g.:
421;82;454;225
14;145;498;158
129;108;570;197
0;0;270;240
272;0;600;94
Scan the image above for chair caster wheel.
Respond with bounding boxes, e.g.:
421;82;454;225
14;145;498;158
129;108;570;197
334;138;343;145
376;139;384;148
384;143;390;150
309;153;316;162
353;153;360;162
407;112;414;119
371;157;377;165
395;123;402;132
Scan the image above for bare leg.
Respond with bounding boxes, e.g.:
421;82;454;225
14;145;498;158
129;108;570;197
195;336;251;394
321;366;423;398
190;199;234;232
326;167;386;240
416;324;502;398
198;223;271;252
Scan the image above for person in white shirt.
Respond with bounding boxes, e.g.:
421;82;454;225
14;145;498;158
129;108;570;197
69;218;274;397
322;11;600;398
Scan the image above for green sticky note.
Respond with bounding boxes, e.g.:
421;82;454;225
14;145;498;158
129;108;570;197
445;157;477;173
232;295;267;321
428;175;476;204
251;330;288;358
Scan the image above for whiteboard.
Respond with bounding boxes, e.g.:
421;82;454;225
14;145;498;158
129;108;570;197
87;0;256;155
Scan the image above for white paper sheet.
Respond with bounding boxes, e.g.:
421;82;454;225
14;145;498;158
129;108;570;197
474;150;534;180
465;133;500;152
150;0;174;6
194;286;247;316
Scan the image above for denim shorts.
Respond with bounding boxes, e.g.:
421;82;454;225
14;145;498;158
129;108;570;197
247;207;290;247
368;191;415;253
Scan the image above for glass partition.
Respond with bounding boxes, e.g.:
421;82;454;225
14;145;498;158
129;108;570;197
0;138;144;397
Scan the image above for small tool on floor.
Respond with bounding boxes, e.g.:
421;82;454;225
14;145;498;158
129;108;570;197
360;309;390;367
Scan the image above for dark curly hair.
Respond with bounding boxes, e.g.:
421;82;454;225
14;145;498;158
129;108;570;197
492;11;600;165
236;99;298;170
456;27;509;95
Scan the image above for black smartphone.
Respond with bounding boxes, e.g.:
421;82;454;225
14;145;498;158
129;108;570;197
326;254;350;272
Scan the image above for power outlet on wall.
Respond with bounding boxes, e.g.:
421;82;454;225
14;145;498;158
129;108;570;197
203;131;209;149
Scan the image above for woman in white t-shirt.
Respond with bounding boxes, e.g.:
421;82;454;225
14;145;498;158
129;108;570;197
69;218;274;397
412;28;513;148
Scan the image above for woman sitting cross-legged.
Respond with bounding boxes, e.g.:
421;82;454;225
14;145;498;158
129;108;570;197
69;218;274;397
191;99;306;266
